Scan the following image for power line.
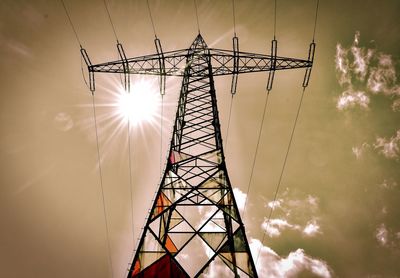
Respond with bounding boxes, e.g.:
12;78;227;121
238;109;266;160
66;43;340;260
91;95;114;278
127;118;135;247
160;96;164;177
60;0;82;47
273;0;277;39
255;87;306;267
102;0;119;42
224;95;234;150
146;0;158;38
312;0;320;42
231;0;237;36
193;0;200;33
242;91;270;219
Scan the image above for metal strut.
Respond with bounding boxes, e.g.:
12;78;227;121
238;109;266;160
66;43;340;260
117;42;130;92
80;47;95;93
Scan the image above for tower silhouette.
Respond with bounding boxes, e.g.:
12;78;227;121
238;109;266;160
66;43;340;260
82;33;314;277
129;34;256;277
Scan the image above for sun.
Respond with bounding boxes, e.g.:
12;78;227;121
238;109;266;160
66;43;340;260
117;79;160;125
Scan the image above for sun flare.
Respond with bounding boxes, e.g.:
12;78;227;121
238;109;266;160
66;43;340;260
118;80;160;125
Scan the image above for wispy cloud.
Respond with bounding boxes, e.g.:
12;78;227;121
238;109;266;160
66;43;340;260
335;31;400;111
376;223;389;247
336;90;370;110
262;191;322;238
303;219;321;237
250;238;333;278
379;178;398;190
262;218;301;237
375;223;400;252
352;142;371;159
373;129;400;159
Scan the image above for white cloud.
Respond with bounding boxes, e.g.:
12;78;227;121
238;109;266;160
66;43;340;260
392;98;400;112
373;129;400;159
376;223;389;247
307;195;319;208
336;90;370;110
379;179;398;190
53;112;74;131
267;199;283;210
335;31;400;111
352;143;370;159
335;44;350;86
262;193;322;238
367;54;399;96
303;219;321;237
233;187;247;213
250;238;333;278
262;218;300;238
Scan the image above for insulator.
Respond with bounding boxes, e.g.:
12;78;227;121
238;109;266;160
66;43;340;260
266;39;277;91
302;42;316;88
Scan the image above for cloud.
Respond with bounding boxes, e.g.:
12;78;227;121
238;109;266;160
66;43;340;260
352;143;371;159
250;238;333;278
303;219;321;237
336;90;370;110
374;223;400;251
373;129;400;159
262;192;322;238
335;31;400;111
233;187;247;213
53;112;74;132
267;199;283;210
379;179;398;190
262;218;300;238
392;98;400;112
376;223;389;247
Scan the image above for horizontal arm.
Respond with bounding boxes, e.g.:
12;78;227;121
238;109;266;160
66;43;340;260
89;48;312;77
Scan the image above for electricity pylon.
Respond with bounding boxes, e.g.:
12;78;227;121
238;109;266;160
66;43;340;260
82;34;314;277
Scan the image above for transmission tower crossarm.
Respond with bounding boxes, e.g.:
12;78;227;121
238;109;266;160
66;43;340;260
88;48;312;77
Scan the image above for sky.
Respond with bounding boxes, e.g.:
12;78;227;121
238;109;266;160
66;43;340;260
0;0;399;277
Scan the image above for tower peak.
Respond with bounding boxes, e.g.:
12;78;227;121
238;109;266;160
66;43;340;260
189;33;208;50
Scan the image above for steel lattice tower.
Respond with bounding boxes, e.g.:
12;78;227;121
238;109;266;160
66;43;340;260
82;33;314;277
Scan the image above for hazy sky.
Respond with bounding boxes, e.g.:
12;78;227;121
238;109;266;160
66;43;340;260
1;0;400;277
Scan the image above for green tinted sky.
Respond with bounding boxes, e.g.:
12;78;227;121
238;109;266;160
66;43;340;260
0;0;399;277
